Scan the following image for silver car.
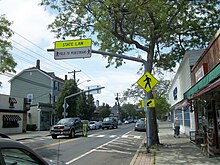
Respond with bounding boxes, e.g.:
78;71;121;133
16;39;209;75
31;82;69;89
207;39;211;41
134;119;146;131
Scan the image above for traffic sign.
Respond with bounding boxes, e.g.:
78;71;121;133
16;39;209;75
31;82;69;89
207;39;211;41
54;39;92;60
54;47;91;60
55;39;92;49
63;103;69;109
140;99;155;108
137;72;158;92
85;85;101;94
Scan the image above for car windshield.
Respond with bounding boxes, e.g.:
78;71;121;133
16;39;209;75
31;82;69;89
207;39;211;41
103;118;111;122
57;118;73;124
137;120;144;124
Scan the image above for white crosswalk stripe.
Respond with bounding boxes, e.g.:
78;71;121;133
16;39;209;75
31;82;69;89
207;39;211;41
87;134;143;139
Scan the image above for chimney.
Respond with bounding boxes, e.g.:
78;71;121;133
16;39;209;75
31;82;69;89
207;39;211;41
36;60;40;69
65;75;68;80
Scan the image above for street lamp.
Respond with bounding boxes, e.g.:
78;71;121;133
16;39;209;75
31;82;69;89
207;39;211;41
77;80;91;85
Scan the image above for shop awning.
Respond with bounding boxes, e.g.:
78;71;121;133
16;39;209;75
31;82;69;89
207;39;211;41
188;78;220;100
175;100;189;110
3;115;21;121
184;63;220;99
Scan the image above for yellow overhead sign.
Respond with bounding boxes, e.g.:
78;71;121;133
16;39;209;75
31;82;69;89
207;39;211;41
55;39;92;49
140;99;155;108
137;72;158;92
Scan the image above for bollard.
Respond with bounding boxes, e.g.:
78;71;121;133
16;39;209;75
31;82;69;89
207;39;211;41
83;123;87;137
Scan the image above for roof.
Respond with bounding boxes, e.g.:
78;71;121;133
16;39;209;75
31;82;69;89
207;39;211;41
9;67;65;83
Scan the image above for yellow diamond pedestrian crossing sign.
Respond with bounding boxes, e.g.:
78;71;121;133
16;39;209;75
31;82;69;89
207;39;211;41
137;72;158;92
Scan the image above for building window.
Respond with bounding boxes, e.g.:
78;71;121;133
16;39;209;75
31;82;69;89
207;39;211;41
54;81;59;91
27;94;33;104
173;87;177;100
3;115;21;128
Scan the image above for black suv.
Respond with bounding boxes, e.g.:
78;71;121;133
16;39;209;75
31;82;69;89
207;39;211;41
50;117;83;139
102;117;118;129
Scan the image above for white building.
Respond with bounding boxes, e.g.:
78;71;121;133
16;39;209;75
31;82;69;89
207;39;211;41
167;49;203;135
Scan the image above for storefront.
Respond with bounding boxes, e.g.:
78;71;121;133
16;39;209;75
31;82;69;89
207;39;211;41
0;94;29;134
184;29;220;156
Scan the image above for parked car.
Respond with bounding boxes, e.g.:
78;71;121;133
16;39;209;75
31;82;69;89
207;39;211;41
102;116;118;129
97;120;103;129
0;136;49;165
124;120;129;124
50;117;83;139
118;120;122;125
89;121;99;130
134;118;146;131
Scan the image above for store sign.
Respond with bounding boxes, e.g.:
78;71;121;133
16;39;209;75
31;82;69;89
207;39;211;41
195;63;208;82
0;94;23;110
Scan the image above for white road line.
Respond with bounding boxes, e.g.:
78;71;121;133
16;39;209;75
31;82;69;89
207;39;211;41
134;136;141;139
95;149;132;155
110;135;117;138
65;130;132;164
111;141;134;147
65;137;119;164
96;135;105;138
121;135;128;138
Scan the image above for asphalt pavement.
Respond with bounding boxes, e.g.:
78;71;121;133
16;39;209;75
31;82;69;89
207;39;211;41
6;122;220;165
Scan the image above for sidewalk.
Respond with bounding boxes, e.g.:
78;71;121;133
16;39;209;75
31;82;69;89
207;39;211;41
8;131;50;141
132;121;220;165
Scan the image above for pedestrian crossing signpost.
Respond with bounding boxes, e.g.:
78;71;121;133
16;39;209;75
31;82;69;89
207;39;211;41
137;72;158;93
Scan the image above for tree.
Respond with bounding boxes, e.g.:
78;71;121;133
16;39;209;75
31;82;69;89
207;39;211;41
121;103;136;119
99;103;111;119
55;79;79;118
76;93;96;120
41;0;220;146
155;95;170;120
0;15;17;73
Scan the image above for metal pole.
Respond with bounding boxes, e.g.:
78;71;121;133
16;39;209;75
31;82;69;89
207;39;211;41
64;98;67;118
63;86;105;118
92;49;152;148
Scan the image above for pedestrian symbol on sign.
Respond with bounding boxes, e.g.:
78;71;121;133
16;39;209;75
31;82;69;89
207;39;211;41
137;72;158;92
144;75;151;89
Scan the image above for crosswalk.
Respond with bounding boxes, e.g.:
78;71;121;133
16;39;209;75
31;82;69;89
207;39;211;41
87;134;142;139
18;134;143;144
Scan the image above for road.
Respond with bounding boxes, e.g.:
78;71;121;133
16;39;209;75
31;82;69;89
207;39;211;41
19;123;145;165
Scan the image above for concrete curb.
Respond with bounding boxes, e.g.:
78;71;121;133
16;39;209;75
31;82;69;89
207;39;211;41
129;139;145;165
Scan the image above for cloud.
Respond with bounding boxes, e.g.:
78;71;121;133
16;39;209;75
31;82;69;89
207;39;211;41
0;0;143;106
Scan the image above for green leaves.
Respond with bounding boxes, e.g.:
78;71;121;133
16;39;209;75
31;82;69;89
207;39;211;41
0;15;17;73
41;0;220;71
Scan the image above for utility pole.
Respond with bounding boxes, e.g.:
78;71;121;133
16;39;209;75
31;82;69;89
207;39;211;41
68;70;81;82
115;93;121;120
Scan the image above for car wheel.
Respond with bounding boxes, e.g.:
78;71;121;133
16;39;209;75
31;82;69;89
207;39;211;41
52;135;57;139
69;129;75;138
116;125;118;129
102;127;104;130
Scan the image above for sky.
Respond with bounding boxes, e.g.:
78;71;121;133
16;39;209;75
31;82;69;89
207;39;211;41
0;0;174;106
